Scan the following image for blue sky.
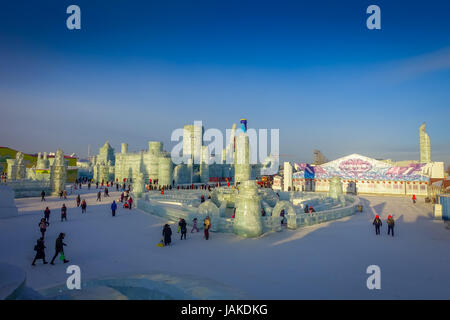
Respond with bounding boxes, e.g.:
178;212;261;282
1;0;449;166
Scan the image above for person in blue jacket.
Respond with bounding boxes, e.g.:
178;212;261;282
111;200;117;217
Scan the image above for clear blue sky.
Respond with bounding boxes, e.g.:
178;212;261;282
1;0;449;166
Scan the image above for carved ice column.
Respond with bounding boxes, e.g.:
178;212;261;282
283;162;293;191
51;149;67;195
235;133;251;185
419;122;431;163
200;145;209;184
329;176;343;199
133;172;145;198
6;159;17;181
233;180;263;238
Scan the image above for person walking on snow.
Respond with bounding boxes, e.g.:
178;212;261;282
387;215;395;237
162;224;172;246
191;218;199;233
111;200;117;217
44;207;51;223
32;237;48;266
179;219;187;240
61;204;68;221
373;215;382;235
50;233;69;264
39;218;49;238
81;199;87;213
204;216;211;240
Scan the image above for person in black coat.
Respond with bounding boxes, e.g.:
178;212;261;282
50;233;69;264
179;219;187;240
373;215;382;235
162;224;172;246
32;237;48;265
41;190;46;201
61;204;67;221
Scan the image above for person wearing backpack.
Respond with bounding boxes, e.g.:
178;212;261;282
387;215;395;237
32;237;48;266
373;215;382;235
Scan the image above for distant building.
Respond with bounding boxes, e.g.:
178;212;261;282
313;150;328;165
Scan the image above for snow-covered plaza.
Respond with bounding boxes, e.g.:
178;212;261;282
1;188;449;299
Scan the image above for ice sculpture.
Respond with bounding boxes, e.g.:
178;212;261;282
328;176;343;199
234;132;251;185
419;122;431;163
233;180;263;237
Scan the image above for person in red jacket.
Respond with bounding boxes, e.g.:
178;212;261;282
128;197;133;210
412;194;416;204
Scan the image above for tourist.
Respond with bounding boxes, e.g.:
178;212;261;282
96;181;99;189
116;183;119;191
32;237;48;266
232;208;236;219
304;204;309;213
44;207;51;222
191;218;199;233
261;208;266;217
162;224;172;246
63;190;67;199
76;194;81;207
204;216;211;240
97;191;102;202
111;200;117;217
128;196;133;210
81;199;87;213
309;206;315;213
120;192;124;202
88;182;91;190
412;194;416;204
50;233;69;265
39;218;49;238
280;209;286;225
59;190;63;199
104;187;109;197
387;215;395;237
177;218;182;233
61;204;68;221
41;190;46;201
180;219;187;240
201;194;205;203
373;215;382;235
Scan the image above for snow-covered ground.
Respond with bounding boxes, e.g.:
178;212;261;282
1;187;449;299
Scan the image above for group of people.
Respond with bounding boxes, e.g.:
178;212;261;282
33;204;70;266
161;216;211;246
372;215;395;236
32;232;69;266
